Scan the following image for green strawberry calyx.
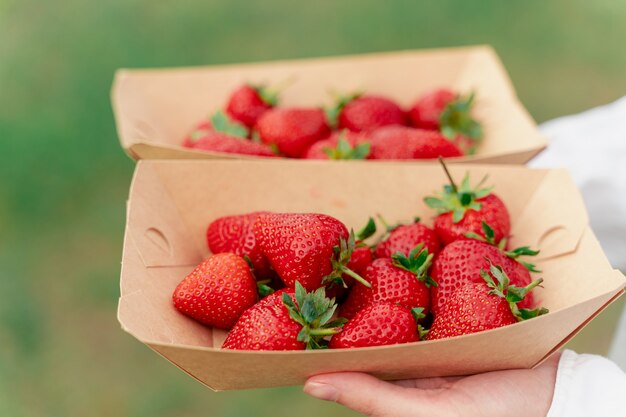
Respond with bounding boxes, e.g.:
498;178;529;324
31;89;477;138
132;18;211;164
480;259;549;322
282;281;347;349
250;84;279;107
391;243;437;288
323;230;372;288
356;217;377;242
325;91;362;129
439;92;483;147
424;158;493;223
410;307;429;340
466;222;541;273
210;111;249;139
323;132;371;160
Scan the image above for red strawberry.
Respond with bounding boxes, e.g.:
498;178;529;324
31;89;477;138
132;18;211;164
254;213;369;291
255;108;330;158
185;111;275;157
427;263;547;340
346;216;377;276
172;253;257;329
222;282;344;350
330;303;423;348
331;94;406;132
190;132;276;157
409;89;483;153
325;218;376;301
226;84;277;128
369;126;463;160
304;130;371;160
206;212;273;280
431;222;540;316
374;217;441;259
409;88;457;130
340;245;435;320
182;120;213;148
425;162;510;245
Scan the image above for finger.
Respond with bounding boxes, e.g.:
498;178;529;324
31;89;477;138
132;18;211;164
304;372;418;417
391;375;463;389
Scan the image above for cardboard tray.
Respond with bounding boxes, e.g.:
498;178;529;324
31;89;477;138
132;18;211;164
117;160;625;390
111;45;547;164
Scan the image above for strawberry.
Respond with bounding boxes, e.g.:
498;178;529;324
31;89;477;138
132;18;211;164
182;120;213;148
374;217;441;259
409;89;482;153
304;130;371;160
190;132;276;157
346;217;377;275
172;253;257;329
424;161;510;245
222;282;345;350
226;84;277;128
330;303;423;348
427;262;547;340
206;212;273;280
369;126;463;160
431;222;540;316
254;213;369;291
329;94;406;132
255;108;330;158
325;218;376;301
340;244;435;320
186;111;275;157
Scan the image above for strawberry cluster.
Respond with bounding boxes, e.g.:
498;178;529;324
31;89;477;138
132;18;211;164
172;165;547;350
182;84;483;160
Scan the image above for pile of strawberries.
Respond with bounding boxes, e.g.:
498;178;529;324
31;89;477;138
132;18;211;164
172;164;547;350
182;84;483;160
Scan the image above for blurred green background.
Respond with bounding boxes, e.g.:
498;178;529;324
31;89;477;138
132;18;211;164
1;1;625;416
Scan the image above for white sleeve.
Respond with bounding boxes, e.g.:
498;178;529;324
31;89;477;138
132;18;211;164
547;349;626;417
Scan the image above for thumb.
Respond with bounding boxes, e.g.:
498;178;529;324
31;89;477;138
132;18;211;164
304;372;417;417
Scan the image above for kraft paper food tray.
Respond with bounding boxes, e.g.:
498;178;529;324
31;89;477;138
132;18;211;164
117;160;625;391
111;45;547;164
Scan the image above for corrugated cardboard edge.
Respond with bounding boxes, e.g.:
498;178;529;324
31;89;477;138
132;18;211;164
111;45;548;164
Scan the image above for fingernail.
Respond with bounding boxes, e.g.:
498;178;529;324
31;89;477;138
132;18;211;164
303;381;339;401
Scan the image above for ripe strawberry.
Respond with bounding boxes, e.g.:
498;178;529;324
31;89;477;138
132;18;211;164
226;84;277;128
206;212;273;280
255;108;330;158
340;244;435;319
330;94;406;132
222;282;345;350
190;132;276;157
409;88;457;130
325;218;376;301
374;217;441;259
172;253;257;329
346;217;377;276
409;89;482;153
304;130;371;160
427;262;547;340
424;161;510;245
369;126;463;160
185;111;275;157
431;222;540;316
330;303;423;348
182;120;213;148
254;213;369;291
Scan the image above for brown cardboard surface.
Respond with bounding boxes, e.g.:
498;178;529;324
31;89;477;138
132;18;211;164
118;160;626;390
111;45;547;164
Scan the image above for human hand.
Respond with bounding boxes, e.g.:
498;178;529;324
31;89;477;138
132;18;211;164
303;352;560;417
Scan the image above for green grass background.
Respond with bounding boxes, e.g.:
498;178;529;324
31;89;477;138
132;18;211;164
1;1;625;416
